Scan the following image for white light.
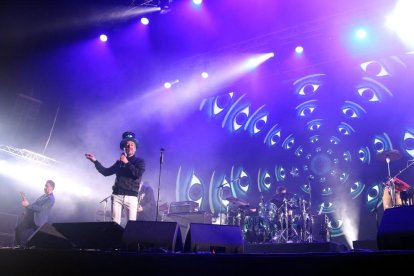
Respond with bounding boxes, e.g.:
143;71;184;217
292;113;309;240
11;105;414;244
201;72;209;78
386;0;414;47
356;29;367;39
140;17;149;25
295;46;304;54
244;52;274;69
193;0;202;5
99;34;108;42
164;82;172;89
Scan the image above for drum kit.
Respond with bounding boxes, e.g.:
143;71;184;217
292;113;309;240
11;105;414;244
224;193;328;244
376;149;414;208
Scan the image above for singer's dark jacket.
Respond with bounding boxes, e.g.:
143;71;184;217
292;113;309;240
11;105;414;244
93;155;145;196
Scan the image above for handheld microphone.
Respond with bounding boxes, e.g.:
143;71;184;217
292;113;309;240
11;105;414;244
120;147;127;167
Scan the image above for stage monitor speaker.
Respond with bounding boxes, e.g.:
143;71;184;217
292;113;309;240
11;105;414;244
27;223;73;249
122;221;182;252
163;212;212;243
184;223;244;253
378;205;414;250
52;221;124;250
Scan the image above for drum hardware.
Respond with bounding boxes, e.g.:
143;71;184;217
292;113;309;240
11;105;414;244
376;149;402;208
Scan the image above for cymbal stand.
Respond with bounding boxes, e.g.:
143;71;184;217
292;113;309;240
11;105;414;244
300;199;311;243
218;185;225;225
279;199;289;243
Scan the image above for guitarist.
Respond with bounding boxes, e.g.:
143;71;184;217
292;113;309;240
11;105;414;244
15;180;56;247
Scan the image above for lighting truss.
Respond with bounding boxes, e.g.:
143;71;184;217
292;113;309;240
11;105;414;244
0;145;56;166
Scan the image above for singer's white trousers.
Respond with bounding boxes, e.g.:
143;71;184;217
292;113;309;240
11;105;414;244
111;194;138;225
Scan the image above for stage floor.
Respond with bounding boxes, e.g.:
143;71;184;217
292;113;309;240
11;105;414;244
1;244;414;275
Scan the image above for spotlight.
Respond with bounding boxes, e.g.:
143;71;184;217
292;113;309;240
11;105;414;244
356;29;367;39
140;17;149;25
164;79;179;89
99;34;108;42
386;0;414;47
245;52;274;69
295;46;304;54
201;72;209;78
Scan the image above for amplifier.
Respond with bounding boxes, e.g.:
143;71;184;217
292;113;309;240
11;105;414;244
169;201;199;214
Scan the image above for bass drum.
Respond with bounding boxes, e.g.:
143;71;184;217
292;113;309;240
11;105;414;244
242;215;276;243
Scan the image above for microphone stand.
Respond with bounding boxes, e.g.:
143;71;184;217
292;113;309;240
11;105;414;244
155;148;164;222
99;195;111;222
218;185;225;225
216;177;240;225
306;177;313;243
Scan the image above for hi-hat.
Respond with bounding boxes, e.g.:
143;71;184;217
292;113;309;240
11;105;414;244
226;196;249;206
376;149;402;161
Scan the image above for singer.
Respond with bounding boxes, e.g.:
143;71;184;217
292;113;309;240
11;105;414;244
85;131;145;225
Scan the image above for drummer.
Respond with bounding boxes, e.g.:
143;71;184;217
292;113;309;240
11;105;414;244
270;186;295;216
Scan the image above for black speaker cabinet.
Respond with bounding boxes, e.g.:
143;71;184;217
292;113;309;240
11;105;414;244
27;223;73;249
52;221;124;250
164;212;212;243
184;223;244;253
122;221;183;252
378;205;414;250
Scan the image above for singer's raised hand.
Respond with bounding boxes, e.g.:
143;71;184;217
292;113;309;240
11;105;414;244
85;153;97;162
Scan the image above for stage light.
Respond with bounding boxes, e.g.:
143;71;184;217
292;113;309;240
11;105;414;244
193;0;202;5
164;79;179;89
386;0;414;47
244;52;274;70
99;34;108;42
160;0;173;14
295;46;304;54
201;72;209;78
356;29;367;40
140;17;149;25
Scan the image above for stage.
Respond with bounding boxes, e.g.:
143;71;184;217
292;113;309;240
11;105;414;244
1;245;413;275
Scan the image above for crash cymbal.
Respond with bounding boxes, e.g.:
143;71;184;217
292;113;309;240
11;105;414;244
226;196;249;206
376;149;402;161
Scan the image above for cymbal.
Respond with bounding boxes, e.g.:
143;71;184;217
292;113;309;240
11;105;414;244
376;149;402;161
226;196;249;206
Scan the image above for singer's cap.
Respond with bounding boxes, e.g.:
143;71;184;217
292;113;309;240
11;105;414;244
120;131;139;150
